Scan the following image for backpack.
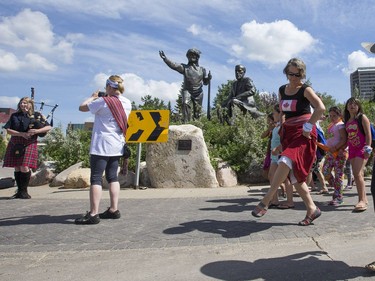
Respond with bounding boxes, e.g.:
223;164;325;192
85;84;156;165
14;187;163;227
357;113;375;148
316;125;327;159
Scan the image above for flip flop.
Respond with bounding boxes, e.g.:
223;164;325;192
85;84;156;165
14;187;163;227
317;190;329;195
277;204;295;209
353;205;367;212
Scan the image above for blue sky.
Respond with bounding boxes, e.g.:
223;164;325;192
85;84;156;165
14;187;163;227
1;0;375;130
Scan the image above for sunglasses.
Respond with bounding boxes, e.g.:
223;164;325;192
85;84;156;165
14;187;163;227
288;72;301;77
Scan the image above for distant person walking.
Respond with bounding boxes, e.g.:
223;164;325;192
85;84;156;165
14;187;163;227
75;75;132;225
322;106;347;206
343;97;372;212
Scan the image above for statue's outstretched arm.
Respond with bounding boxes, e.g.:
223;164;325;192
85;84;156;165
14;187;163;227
159;50;184;74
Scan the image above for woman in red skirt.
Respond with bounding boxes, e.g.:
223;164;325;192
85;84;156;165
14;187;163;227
252;58;325;226
3;97;52;199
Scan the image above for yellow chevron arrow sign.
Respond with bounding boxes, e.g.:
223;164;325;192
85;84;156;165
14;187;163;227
126;110;170;143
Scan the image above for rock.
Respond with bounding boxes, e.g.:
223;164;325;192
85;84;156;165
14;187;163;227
139;162;151;187
30;168;56;186
216;160;238;187
50;162;83;187
102;169;136;189
145;125;219;188
29;161;56;186
64;168;90;188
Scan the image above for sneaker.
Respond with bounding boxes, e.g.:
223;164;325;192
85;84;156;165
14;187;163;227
99;208;121;219
344;185;352;190
329;198;343;206
75;212;100;225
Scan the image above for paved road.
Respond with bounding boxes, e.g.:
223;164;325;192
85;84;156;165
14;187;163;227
0;168;375;280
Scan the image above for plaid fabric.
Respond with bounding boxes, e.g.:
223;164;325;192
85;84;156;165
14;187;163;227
3;136;38;169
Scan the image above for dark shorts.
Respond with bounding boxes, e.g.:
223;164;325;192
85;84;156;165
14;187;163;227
90;154;121;185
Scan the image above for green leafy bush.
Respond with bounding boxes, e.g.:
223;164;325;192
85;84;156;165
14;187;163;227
191;107;268;174
42;127;91;173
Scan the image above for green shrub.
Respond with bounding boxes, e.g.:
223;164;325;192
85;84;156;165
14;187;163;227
191;107;268;174
42;127;91;173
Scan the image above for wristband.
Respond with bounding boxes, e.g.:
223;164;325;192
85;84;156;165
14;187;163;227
364;145;373;154
303;122;313;133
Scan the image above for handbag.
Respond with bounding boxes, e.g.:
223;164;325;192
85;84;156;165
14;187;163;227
123;144;131;159
11;143;26;158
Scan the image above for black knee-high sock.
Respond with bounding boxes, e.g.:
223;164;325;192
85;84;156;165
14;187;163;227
14;171;21;190
19;171;31;199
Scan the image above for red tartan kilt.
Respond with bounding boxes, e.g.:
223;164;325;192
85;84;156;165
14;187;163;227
3;136;39;169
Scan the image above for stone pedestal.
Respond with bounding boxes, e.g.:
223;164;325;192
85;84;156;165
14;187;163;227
146;125;219;188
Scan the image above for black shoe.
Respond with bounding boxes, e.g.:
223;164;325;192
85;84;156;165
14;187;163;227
19;191;31;199
75;212;100;225
99;208;121;219
10;191;22;199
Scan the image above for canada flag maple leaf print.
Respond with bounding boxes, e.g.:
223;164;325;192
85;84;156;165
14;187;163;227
281;100;296;111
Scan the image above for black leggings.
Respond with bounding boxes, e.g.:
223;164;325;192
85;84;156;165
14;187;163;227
90;154;120;186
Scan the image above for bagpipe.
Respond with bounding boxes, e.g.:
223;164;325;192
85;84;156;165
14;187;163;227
30;87;58;137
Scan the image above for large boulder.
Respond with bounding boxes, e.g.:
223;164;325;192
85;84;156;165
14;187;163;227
145;125;219;188
64;168;91;188
102;169;135;189
216;160;238;187
50;162;83;187
29;161;56;186
139;162;151;187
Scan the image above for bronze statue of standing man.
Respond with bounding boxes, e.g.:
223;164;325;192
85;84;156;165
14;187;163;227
159;48;212;123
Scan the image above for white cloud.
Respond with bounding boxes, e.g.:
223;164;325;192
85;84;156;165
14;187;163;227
342;50;375;75
232;20;318;66
0;9;75;73
0;50;21;71
92;73;180;106
187;24;201;36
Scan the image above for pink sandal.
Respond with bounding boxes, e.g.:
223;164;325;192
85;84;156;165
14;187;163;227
252;202;268;218
298;208;321;226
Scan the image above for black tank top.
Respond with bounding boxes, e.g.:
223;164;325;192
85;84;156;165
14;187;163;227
279;84;311;119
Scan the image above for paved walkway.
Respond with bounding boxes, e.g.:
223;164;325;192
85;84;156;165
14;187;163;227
0;166;375;280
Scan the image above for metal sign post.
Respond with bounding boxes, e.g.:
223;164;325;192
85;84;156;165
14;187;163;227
126;110;170;189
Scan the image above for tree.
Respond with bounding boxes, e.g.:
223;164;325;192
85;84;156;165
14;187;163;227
137;95;168;110
0;136;7;160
